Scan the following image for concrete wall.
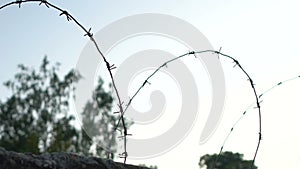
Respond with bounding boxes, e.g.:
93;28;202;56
0;147;149;169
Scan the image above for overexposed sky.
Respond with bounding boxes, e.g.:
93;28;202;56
1;0;300;168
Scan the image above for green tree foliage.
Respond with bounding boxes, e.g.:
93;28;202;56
75;78;117;158
0;56;117;158
199;151;258;169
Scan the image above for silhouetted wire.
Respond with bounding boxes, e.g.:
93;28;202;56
0;0;128;163
214;75;300;168
0;1;265;166
114;50;262;169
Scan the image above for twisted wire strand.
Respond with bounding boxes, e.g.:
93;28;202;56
0;0;129;162
1;1;265;166
213;75;300;168
115;50;262;169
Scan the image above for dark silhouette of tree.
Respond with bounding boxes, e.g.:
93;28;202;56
0;56;117;158
139;164;158;169
199;151;258;169
75;78;118;158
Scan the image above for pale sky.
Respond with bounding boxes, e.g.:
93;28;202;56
1;0;300;168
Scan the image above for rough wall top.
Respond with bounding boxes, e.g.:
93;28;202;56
0;147;149;169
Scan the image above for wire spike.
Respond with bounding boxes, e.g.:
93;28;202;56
217;47;222;59
39;0;49;8
188;51;195;55
84;27;93;37
163;63;168;68
16;0;22;8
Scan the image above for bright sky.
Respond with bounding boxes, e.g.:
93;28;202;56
1;0;300;169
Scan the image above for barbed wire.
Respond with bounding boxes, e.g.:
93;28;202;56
117;50;262;169
0;0;129;163
214;74;300;168
0;0;263;167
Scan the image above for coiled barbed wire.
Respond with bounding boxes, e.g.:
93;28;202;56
117;50;262;169
1;0;129;162
0;1;263;166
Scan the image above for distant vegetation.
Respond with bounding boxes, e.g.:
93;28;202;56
199;151;258;169
0;56;118;158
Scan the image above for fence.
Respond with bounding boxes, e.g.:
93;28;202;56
2;1;297;168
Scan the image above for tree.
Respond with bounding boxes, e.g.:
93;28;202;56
75;78;118;158
0;56;117;158
139;164;158;169
199;151;258;169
